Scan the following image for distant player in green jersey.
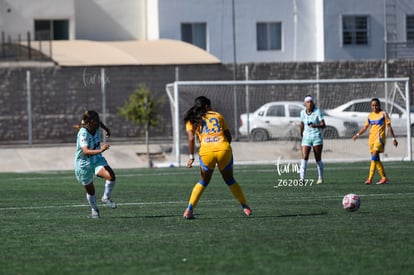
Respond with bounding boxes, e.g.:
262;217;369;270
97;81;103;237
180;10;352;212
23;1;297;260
299;95;326;184
182;96;252;219
73;110;117;218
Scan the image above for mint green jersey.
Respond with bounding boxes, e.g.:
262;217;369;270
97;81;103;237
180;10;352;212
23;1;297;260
74;127;107;184
300;108;324;146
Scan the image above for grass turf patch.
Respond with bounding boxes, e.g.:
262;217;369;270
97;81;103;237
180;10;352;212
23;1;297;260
0;162;414;274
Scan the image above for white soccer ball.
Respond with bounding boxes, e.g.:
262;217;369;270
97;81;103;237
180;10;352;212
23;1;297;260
342;193;360;212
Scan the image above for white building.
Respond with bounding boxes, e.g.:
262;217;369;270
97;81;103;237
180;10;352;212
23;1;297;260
0;0;413;63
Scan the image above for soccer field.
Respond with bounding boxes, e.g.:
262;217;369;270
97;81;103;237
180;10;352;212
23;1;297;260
1;162;414;274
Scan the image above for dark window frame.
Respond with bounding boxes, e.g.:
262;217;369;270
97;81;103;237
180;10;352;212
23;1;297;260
256;22;282;51
342;15;369;46
181;22;207;50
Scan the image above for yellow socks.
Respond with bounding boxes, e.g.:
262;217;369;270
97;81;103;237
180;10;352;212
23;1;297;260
187;182;206;209
187;181;249;212
368;161;376;180
229;183;248;207
368;158;386;180
376;161;386;178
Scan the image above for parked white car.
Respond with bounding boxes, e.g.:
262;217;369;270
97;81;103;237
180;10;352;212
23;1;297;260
325;98;414;136
239;101;358;141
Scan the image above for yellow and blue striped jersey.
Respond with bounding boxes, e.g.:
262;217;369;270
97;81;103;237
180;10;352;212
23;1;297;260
365;111;390;144
186;111;231;154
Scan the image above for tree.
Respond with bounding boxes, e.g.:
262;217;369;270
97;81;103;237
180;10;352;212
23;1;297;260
119;83;160;168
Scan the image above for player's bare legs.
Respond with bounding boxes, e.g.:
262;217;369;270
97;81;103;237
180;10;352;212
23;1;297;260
97;166;117;208
219;165;251;216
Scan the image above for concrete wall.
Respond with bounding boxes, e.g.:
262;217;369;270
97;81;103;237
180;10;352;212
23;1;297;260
157;0;324;63
1;60;413;145
2;0;414;63
74;0;146;40
0;0;76;39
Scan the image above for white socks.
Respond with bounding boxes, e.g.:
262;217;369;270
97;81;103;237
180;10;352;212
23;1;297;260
300;159;307;180
317;160;324;179
86;194;98;210
300;159;324;180
103;180;116;200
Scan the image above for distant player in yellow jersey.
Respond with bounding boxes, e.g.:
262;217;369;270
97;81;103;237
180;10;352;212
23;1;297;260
182;96;252;219
352;98;398;184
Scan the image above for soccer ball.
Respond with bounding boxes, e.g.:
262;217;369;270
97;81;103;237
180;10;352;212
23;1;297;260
342;193;360;212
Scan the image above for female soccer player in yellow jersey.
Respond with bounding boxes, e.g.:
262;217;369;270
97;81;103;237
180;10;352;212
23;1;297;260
352;98;398;185
182;96;252;219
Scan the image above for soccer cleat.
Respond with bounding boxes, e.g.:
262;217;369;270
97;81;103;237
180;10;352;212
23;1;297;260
243;207;252;217
317;178;323;184
183;209;195;219
364;179;372;185
91;208;100;219
102;197;117;209
376;178;389;185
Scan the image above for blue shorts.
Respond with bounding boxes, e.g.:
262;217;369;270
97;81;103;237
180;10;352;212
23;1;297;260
302;136;323;147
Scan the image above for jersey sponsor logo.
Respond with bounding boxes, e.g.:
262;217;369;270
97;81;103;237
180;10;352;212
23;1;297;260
203;136;221;143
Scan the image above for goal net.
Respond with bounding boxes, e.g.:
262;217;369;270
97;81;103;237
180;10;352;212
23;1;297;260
165;78;411;167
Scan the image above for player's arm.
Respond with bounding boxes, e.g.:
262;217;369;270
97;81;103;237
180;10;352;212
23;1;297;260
385;113;398;147
309;119;326;129
352;124;369;141
81;144;110;156
186;129;196;168
299;121;304;137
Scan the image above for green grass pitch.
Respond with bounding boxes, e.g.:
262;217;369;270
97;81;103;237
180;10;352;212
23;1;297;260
1;161;414;274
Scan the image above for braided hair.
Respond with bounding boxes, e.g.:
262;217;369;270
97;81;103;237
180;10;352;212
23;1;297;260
183;96;211;130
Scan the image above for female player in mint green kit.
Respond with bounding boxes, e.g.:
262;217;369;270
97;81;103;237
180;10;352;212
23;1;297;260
74;110;117;218
182;96;252;219
299;95;326;184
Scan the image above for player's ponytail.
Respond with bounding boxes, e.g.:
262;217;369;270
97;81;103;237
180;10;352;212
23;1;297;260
184;96;211;129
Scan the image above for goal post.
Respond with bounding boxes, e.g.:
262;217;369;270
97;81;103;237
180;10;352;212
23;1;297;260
166;77;411;167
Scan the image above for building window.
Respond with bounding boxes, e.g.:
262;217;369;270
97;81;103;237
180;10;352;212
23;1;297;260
407;15;414;41
257;22;282;51
181;23;207;50
34;19;69;40
342;15;369;46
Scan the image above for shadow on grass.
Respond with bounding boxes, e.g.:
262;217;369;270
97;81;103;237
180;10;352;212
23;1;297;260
108;211;329;220
277;211;328;218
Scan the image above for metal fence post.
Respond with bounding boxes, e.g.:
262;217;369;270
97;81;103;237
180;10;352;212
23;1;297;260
26;70;32;146
101;68;107;143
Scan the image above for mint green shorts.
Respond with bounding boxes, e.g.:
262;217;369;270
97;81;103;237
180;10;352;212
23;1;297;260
301;136;323;147
75;157;108;185
75;166;94;185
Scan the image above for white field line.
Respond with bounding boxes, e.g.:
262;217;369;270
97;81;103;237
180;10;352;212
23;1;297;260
1;193;414;211
0;200;189;211
6;162;412;181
